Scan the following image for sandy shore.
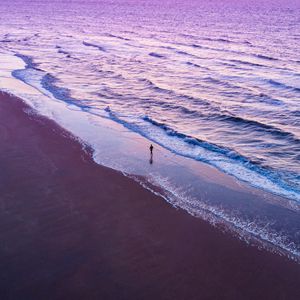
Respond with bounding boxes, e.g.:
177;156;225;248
0;91;300;300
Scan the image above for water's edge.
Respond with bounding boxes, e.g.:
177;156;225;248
1;52;300;263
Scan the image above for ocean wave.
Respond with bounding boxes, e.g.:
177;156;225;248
186;61;201;68
216;112;300;142
149;52;165;58
142;116;300;198
267;79;300;92
181;34;239;45
201;37;234;44
0;33;35;44
187;42;281;64
15;53;38;69
174;49;192;56
83;41;106;52
41;74;72;103
139;77;290;125
13;53;90;111
139;78;176;96
138;78;211;108
57;48;72;58
41;73;92;111
255;94;284;106
190;43;202;49
202;76;243;90
104;111;300;202
200;37;253;46
0;39;12;43
159;44;199;58
185;61;210;71
105;33;130;41
228;59;266;68
254;54;278;61
158;45;199;59
143;115;238;157
291;110;300;117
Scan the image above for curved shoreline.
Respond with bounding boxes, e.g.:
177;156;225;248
12;52;300;203
1;51;300;261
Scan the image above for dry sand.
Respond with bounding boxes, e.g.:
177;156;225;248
0;92;300;300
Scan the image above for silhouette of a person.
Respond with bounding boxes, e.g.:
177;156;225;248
149;144;154;164
150;144;154;154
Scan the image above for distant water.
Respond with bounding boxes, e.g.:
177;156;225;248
0;0;300;249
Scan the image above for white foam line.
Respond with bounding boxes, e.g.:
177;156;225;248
134;174;300;261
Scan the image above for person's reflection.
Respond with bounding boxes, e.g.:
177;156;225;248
149;153;153;164
149;144;154;164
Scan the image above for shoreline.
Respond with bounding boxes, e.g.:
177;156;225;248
1;91;300;299
1;50;299;260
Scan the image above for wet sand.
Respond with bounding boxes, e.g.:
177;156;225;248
0;91;300;300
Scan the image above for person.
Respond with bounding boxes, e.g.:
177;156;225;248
150;144;154;154
149;144;154;164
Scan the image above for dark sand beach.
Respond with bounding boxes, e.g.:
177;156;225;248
0;91;300;300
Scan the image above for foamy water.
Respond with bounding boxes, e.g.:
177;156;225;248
0;0;300;259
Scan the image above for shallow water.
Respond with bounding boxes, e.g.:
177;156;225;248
0;0;300;259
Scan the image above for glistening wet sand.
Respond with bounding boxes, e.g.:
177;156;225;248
0;92;300;300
